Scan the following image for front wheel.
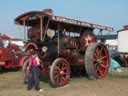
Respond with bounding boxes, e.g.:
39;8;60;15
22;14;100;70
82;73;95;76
50;58;70;87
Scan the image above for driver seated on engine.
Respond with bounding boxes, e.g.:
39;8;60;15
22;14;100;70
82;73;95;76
28;24;40;41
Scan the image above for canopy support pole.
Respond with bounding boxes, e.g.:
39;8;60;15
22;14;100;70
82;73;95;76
40;16;43;41
23;20;26;41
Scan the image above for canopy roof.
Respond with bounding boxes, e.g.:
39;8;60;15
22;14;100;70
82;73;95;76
15;10;113;32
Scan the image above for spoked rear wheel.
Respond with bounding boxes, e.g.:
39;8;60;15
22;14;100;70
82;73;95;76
85;43;110;79
50;58;70;87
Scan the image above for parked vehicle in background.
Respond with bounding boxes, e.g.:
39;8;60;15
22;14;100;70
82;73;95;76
0;34;24;71
15;9;113;87
109;49;124;66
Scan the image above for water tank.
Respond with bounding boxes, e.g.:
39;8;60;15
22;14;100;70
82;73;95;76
118;25;128;53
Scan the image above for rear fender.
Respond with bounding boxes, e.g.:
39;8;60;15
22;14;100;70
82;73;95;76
25;42;38;51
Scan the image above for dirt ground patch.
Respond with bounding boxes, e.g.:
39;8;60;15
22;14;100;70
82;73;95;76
0;68;128;96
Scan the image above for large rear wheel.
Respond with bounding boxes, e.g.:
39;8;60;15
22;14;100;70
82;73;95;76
85;43;110;79
50;58;70;87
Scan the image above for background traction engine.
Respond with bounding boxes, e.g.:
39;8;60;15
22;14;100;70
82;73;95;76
0;42;23;70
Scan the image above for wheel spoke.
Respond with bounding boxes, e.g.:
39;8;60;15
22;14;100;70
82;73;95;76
93;57;99;62
54;74;59;80
62;66;66;71
94;63;97;69
55;66;59;70
96;64;104;76
96;65;102;73
60;63;65;70
55;75;62;84
96;48;100;57
98;69;103;76
54;68;60;74
60;76;65;83
57;63;61;68
94;53;98;60
100;47;104;55
96;63;108;77
56;77;60;84
96;65;101;71
62;76;66;81
100;56;107;60
100;64;108;68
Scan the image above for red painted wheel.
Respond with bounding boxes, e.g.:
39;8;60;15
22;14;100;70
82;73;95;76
85;43;110;79
50;58;70;87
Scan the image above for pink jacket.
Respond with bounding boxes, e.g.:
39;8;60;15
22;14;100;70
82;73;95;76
29;55;40;67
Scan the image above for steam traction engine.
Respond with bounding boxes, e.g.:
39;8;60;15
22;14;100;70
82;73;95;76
15;9;113;87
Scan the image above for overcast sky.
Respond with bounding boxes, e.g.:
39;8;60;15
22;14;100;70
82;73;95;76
0;0;127;39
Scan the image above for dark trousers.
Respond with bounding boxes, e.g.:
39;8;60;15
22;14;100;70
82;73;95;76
28;65;40;90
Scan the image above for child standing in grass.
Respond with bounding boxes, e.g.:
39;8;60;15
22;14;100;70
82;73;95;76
27;49;43;92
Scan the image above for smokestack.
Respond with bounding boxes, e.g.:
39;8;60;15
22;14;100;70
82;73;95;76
42;9;53;15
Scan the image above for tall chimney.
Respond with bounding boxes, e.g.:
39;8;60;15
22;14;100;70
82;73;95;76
42;9;53;15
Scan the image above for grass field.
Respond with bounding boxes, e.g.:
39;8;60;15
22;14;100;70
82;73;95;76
0;68;128;96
